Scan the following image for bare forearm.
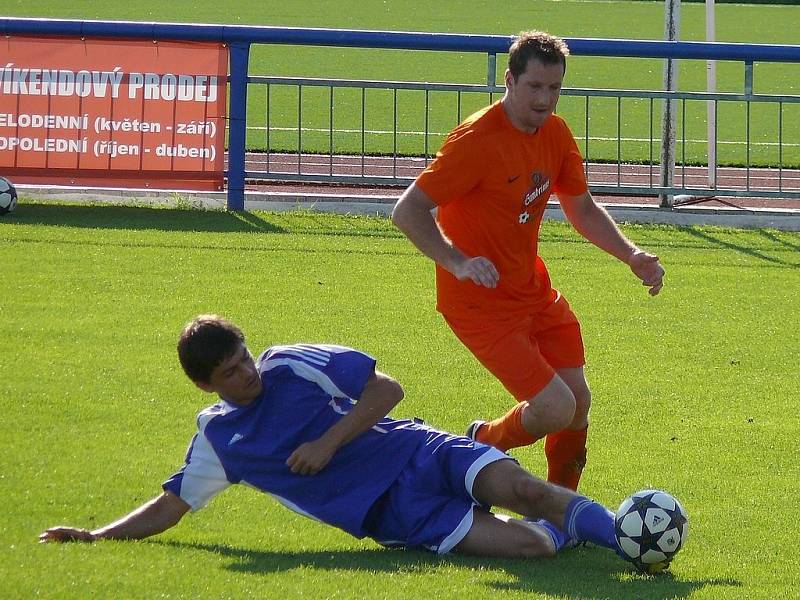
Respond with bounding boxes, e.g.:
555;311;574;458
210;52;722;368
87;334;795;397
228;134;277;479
92;494;186;540
285;371;406;475
40;492;189;544
393;184;499;287
564;197;637;262
324;372;404;448
561;193;665;295
392;185;466;274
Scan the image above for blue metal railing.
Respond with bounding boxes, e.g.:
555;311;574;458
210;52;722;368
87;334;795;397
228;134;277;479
4;19;800;61
3;17;800;210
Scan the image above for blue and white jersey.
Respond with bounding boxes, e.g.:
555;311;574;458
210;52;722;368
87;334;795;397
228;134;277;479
163;344;428;538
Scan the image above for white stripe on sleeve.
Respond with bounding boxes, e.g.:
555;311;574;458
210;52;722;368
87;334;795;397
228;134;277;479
178;431;231;511
261;357;348;398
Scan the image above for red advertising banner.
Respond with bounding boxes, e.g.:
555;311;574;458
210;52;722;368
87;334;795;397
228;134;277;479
0;36;228;191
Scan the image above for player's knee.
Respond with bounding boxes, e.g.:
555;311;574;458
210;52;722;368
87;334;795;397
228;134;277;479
508;505;558;558
571;385;591;426
517;531;557;558
544;389;577;432
524;378;577;435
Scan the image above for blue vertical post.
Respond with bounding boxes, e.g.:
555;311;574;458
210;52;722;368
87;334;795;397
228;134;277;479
227;42;251;211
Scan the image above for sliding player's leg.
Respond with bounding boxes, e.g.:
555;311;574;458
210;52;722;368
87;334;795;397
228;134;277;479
453;509;557;558
470;458;618;552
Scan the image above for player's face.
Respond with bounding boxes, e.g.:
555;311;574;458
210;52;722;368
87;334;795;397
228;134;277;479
201;343;263;405
503;58;564;133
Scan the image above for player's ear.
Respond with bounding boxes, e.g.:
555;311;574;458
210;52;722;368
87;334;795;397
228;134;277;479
193;379;215;394
504;68;514;89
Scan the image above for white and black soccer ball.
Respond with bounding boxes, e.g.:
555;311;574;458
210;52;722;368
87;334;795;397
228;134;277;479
615;489;688;573
0;176;17;215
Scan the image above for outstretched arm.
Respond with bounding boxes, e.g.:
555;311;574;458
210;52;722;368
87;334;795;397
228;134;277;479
286;370;405;475
558;191;665;296
39;491;190;543
392;183;499;288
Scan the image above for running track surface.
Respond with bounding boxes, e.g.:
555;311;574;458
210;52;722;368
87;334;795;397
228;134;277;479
244;152;800;211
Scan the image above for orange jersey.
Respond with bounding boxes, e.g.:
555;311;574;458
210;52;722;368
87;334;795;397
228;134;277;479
416;101;588;318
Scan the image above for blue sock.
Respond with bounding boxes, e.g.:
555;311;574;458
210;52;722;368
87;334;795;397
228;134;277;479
531;519;571;552
564;496;618;552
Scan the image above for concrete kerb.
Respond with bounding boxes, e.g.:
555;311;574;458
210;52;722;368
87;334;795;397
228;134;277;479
546;202;800;231
16;185;800;231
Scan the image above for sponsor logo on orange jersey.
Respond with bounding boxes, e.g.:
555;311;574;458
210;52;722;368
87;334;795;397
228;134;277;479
519;171;551;224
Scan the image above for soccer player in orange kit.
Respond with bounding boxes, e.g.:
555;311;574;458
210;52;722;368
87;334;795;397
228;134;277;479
392;31;664;491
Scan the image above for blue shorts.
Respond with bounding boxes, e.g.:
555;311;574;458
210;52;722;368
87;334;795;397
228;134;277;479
361;428;512;554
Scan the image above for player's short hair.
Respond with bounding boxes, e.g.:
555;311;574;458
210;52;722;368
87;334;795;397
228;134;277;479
508;31;569;81
177;314;246;383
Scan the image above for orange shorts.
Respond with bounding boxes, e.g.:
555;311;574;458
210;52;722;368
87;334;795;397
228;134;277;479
442;294;585;402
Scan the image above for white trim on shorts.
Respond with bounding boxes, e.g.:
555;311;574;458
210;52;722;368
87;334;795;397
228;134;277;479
436;447;515;554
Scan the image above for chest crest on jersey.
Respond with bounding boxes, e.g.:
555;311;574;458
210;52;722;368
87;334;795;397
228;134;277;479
518;171;551;224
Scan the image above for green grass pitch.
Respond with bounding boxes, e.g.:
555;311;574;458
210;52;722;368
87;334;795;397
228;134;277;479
1;1;799;597
1;203;798;599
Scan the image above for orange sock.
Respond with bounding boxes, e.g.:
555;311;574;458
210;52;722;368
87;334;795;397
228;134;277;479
544;426;588;490
475;403;539;452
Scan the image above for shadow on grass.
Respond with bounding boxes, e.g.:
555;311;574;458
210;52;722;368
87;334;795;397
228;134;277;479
5;202;403;239
5;203;286;234
683;228;799;268
541;224;800;268
756;228;800;253
156;540;741;600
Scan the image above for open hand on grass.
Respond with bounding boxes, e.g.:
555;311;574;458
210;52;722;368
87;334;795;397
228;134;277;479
39;526;96;543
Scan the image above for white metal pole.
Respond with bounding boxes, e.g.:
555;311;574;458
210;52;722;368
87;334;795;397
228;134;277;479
660;0;680;207
706;0;717;188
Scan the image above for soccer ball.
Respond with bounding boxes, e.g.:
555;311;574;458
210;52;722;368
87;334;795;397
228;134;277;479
615;489;688;574
0;176;17;215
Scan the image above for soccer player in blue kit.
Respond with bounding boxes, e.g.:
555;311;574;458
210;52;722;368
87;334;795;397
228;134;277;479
40;315;626;563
